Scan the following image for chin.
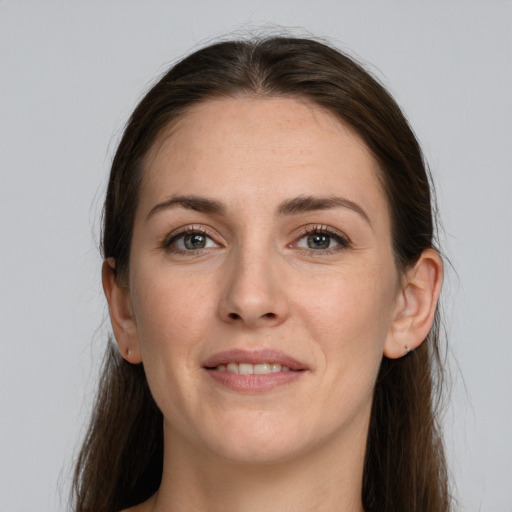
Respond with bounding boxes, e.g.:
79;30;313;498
198;414;315;466
212;438;306;466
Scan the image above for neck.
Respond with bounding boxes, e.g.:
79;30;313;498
148;420;367;512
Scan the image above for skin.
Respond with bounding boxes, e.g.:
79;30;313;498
104;96;443;512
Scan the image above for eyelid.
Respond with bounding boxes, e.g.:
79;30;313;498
303;224;349;241
290;224;351;253
159;223;350;255
161;224;221;252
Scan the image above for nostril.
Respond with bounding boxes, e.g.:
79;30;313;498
227;312;276;321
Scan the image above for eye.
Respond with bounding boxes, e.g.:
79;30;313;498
301;233;334;250
294;226;349;253
163;227;219;253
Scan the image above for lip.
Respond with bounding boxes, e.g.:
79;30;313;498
202;349;308;371
202;349;309;393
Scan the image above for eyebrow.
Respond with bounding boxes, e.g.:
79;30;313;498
146;195;226;221
278;195;371;226
146;194;371;226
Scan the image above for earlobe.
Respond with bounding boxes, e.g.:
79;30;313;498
384;249;443;359
102;258;142;364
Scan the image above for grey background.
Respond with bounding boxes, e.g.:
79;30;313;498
1;1;511;510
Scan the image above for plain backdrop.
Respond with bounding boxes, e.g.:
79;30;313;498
1;1;511;511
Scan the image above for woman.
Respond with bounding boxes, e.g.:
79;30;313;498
73;36;450;511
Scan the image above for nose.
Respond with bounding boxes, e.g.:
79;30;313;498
217;248;290;329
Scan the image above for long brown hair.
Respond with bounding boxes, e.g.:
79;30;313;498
72;36;451;511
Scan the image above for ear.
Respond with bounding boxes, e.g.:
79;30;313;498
384;249;443;359
102;258;142;364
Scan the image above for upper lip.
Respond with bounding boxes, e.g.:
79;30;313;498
202;349;308;371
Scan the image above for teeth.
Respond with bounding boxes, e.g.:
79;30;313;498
254;363;270;374
239;363;253;374
216;362;288;374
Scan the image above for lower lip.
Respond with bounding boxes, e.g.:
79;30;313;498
204;369;305;393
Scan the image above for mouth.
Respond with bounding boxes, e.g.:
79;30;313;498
202;348;307;371
202;349;308;393
209;362;293;374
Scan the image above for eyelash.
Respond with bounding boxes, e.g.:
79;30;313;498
293;225;350;256
161;225;217;255
160;224;350;256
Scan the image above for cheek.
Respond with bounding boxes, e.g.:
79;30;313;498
295;263;397;401
132;267;214;347
129;268;217;407
129;268;219;424
296;265;397;349
275;267;395;440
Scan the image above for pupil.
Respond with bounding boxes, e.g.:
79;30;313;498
308;234;330;249
184;234;206;250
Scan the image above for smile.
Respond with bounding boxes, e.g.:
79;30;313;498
213;363;291;374
202;349;308;393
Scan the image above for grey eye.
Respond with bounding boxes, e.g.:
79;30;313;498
294;228;349;252
306;233;332;249
183;233;207;250
168;231;218;251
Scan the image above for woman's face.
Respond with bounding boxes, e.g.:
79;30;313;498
124;96;402;464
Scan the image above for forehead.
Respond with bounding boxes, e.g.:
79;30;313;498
140;96;389;225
